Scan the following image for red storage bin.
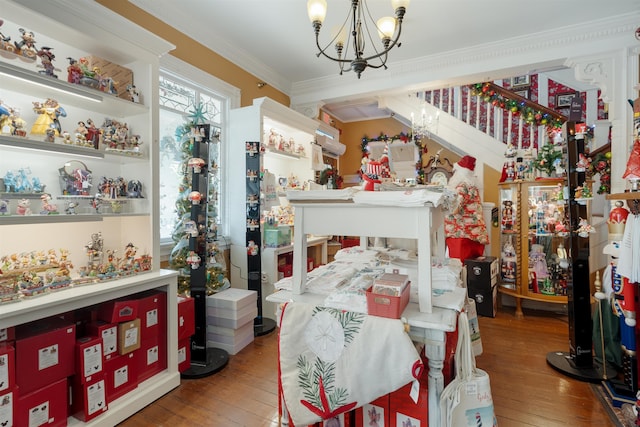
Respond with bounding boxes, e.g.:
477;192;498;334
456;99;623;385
15;317;76;395
16;378;68;427
104;352;138;403
0;343;16;393
366;284;410;319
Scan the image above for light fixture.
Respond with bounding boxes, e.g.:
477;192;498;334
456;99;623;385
307;0;410;79
410;92;438;140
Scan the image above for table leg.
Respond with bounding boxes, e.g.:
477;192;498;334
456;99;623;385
422;330;447;427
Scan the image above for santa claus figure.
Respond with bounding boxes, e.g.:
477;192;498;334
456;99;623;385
444;155;489;260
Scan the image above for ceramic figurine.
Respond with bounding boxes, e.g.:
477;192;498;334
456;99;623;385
126;84;140;103
184;220;198;237
31;98;66;136
186;251;201;269
36;46;58;78
0;199;8;215
13;27;37;60
66;57;82;84
15;198;31;215
577;217;595;237
188;191;202;204
40;193;58;215
85;118;101;149
188;157;206;173
65;202;77;215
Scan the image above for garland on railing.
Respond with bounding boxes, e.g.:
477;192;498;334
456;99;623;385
470;83;565;130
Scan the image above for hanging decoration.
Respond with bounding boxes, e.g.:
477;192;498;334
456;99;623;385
588;151;612;194
533;144;563;177
360;131;413;155
470;83;565;130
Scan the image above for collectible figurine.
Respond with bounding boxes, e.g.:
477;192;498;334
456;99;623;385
85;118;101;149
126;84;140;103
65;201;77;215
31;98;66;136
577;217;595;237
501;200;514;231
66;57;82;84
15;198;31;215
36;47;57;78
40;193;58;215
186;251;201;269
0;199;8;215
13;27;37;60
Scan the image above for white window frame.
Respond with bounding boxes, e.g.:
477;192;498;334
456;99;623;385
159;55;240;259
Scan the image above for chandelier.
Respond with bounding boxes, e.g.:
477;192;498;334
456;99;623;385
411;92;439;140
307;0;410;79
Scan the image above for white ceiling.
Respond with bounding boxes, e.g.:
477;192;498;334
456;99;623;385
130;0;640;121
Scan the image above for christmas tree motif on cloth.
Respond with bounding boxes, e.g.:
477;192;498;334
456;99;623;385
279;303;421;426
297;308;363;419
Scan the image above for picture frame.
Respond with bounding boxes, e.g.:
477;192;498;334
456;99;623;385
513;88;529;99
555;92;576;108
511;75;530;88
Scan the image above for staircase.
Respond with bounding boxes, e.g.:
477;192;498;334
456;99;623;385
382;82;569;174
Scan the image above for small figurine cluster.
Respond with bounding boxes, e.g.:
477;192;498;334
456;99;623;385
0;236;154;304
2;167;45;193
0;248;73;302
101;118;143;155
263;128;306;156
0;99;27;136
76;233;151;282
97;176;144;199
0;22;39;62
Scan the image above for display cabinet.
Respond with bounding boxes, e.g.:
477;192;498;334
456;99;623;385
0;0;179;424
498;178;570;317
229;97;319;331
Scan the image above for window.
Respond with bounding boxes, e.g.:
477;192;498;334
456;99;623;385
158;56;240;255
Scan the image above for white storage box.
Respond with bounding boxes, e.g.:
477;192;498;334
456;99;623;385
207;288;257;310
206;322;254;346
206;305;258;329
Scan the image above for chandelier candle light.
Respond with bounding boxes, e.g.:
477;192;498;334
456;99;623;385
307;0;410;78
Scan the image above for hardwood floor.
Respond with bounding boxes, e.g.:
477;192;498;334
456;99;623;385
118;305;615;427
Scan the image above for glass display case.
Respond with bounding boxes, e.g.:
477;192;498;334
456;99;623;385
498;178;570;317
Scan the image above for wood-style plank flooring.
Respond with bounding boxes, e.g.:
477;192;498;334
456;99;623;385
118;305;615;426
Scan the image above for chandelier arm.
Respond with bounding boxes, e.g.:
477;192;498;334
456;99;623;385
313;29;352;64
361;19;403;63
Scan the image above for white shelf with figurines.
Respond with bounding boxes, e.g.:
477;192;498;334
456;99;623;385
0;1;177;425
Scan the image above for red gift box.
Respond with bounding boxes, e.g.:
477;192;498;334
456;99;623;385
75;336;104;384
366;284;410;319
137;290;166;338
0;343;15;393
178;338;191;373
355;394;389;427
0;389;14;426
138;334;166;383
86;321;118;361
15;317;76;395
389;380;428;427
70;374;108;422
0;327;15;343
104;352;138;403
16;378;67;427
177;296;195;340
98;299;139;324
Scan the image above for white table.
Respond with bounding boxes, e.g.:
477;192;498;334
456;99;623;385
290;200;445;314
273;198;459;426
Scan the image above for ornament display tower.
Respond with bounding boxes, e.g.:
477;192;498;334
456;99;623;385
168;114;229;378
547;121;612;381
